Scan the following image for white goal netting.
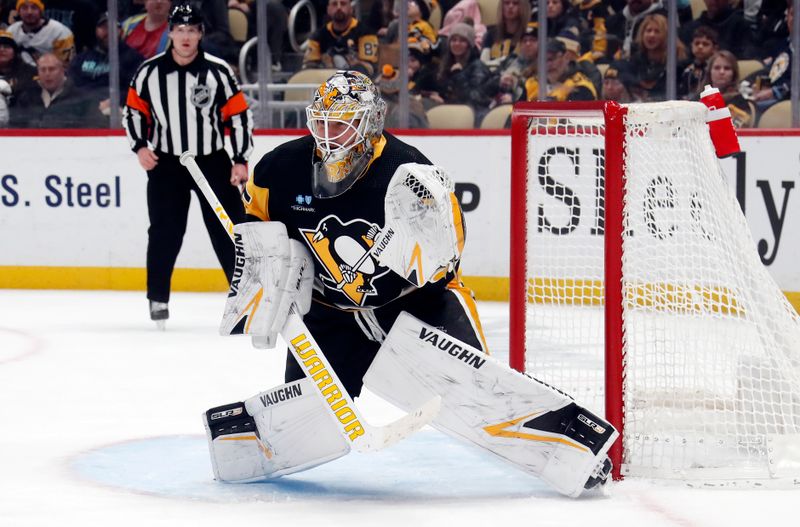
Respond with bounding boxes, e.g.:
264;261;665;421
517;101;800;483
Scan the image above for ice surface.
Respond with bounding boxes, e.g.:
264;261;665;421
0;290;795;526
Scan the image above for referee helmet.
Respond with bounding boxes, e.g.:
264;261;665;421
169;3;204;28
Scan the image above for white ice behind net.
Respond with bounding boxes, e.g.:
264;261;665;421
523;102;800;483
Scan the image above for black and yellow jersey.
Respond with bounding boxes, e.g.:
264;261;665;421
725;94;756;129
549;70;597;101
575;0;608;60
524;70;597;101
303;18;379;72
243;132;463;311
481;31;518;64
408;20;437;50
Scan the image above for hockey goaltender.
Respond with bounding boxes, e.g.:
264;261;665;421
198;70;618;498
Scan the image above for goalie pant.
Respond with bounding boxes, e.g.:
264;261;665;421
204;312;617;497
283;278;488;398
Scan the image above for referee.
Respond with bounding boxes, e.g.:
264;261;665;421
123;3;253;327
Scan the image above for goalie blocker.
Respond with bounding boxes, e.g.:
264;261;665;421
205;312;616;497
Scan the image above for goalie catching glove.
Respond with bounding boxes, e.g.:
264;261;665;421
372;163;465;287
220;221;314;348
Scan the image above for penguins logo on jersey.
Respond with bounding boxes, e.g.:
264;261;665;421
300;215;390;306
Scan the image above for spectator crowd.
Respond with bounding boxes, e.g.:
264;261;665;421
0;0;795;128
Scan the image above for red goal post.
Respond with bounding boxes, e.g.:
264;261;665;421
509;101;800;485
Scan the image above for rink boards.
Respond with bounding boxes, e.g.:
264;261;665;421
0;130;799;309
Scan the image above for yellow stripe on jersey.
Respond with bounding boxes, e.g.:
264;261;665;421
449;192;465;256
243;179;270;221
446;273;489;354
304;39;322;63
52;34;75;63
363;135;387;173
592;18;608;57
358;34;379;63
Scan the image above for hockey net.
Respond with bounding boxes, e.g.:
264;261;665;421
509;101;800;484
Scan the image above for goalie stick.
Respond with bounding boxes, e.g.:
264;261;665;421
179;151;442;453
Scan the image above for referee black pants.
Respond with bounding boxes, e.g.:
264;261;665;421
145;149;244;303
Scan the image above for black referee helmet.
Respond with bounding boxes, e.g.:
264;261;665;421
169;3;204;28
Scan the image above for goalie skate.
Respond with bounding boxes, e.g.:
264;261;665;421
584;457;612;490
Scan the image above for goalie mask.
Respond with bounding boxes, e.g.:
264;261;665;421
306;70;387;199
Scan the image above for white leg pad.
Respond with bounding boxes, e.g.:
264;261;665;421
204;378;350;482
362;312;619;498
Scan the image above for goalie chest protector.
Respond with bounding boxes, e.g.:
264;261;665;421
244;132;454;310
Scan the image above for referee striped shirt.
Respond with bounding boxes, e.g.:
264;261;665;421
123;48;253;163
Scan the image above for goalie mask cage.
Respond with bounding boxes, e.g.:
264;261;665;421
509;101;800;485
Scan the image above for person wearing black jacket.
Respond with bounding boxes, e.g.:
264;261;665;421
679;0;757;60
43;0;99;53
0;29;37;107
747;3;793;112
432;21;496;124
10;51;106;127
68;12;144;108
606;0;665;58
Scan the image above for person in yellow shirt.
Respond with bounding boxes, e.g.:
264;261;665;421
303;0;379;76
524;39;597;101
383;0;438;54
6;0;74;66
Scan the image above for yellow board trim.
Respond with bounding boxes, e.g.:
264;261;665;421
460;276;510;301
0;266;228;292
2;267;799;315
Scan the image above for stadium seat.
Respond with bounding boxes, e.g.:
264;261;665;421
690;0;705;19
738;59;765;80
426;104;475;129
477;0;499;27
379;42;400;71
429;2;442;30
228;8;248;44
480;104;512;129
283;69;338;103
757;100;792;129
